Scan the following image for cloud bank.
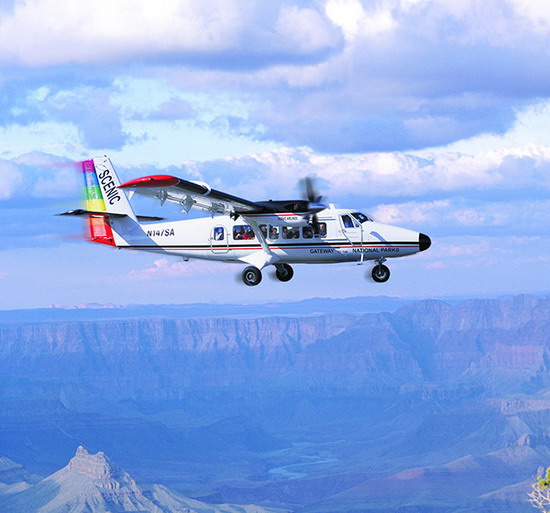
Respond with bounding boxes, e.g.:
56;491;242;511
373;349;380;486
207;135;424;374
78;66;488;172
3;0;550;153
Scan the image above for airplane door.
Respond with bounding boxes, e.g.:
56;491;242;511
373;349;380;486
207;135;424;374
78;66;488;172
340;214;362;245
210;225;229;253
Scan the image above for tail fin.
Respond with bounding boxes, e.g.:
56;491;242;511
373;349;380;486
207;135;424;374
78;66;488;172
81;157;137;246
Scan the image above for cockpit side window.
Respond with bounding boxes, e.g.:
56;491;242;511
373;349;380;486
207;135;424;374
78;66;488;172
351;212;371;223
341;214;355;228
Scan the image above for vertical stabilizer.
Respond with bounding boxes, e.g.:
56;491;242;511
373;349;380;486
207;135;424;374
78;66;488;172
89;157;137;219
81;157;138;246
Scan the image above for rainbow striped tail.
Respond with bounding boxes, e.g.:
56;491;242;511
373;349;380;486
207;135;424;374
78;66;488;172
80;157;137;246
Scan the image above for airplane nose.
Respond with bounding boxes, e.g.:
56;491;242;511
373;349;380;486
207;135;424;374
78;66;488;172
419;233;431;252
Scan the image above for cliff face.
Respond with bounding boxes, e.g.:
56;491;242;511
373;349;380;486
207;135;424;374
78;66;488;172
0;457;37;487
0;314;356;394
2;295;550;398
3;295;550;513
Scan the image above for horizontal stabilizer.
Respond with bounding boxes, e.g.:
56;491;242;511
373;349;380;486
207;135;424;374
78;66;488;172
58;209;164;221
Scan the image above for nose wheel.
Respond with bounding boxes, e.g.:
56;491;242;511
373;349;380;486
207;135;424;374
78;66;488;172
371;263;390;283
275;264;294;282
242;266;262;286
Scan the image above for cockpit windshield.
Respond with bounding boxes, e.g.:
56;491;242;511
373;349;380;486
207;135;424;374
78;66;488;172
351;212;372;223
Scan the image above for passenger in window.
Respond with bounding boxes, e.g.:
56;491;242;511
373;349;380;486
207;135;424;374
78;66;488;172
303;226;313;239
259;225;268;238
285;227;299;239
269;225;279;240
214;227;224;240
317;223;327;237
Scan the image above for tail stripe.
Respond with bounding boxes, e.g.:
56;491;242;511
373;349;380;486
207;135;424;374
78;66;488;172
80;159;115;246
82;159;108;212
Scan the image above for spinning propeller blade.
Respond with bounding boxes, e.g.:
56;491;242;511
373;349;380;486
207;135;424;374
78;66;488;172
300;176;327;234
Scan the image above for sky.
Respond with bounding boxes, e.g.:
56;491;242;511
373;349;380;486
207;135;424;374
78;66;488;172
2;0;550;309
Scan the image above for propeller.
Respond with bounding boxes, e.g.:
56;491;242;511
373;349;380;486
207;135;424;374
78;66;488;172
300;176;327;235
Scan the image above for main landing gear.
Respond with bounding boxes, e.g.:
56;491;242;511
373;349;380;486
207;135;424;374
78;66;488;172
242;266;262;286
241;264;295;286
371;259;390;283
275;263;294;282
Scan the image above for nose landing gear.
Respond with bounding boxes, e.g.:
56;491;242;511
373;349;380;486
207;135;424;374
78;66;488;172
371;258;390;283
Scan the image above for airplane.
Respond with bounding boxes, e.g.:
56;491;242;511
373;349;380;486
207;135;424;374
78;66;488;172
60;156;431;286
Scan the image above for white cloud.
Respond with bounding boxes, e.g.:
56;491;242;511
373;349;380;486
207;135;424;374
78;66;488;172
275;5;341;54
0;153;78;200
127;258;225;280
509;0;550;34
220;143;550;201
1;0;240;65
0;160;22;199
4;1;550;155
0;0;340;67
325;0;395;39
372;200;450;225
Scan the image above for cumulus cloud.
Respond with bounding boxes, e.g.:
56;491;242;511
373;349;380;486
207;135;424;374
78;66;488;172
0;0;341;67
1;83;129;150
4;1;550;153
371;200;450;225
189;144;550;202
217;0;550;151
0;152;78;200
127;258;225;280
0;160;23;199
135;97;194;121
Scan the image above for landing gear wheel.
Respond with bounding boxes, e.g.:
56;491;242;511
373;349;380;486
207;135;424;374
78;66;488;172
242;266;262;286
372;264;390;283
275;264;294;282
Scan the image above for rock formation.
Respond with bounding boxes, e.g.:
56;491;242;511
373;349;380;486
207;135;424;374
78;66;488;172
0;446;283;513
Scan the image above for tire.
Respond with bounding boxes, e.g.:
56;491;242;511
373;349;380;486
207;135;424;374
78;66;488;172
242;266;262;286
371;264;390;283
275;264;294;282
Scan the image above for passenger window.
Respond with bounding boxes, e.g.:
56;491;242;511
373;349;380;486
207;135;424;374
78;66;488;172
303;226;313;239
268;225;279;240
259;224;268;238
282;226;300;239
233;224;255;240
317;222;327;237
341;215;355;228
213;226;225;241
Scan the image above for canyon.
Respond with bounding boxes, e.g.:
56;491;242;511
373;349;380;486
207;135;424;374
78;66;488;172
2;295;550;512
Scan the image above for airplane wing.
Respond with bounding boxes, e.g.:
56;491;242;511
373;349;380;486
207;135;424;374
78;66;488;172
119;175;269;216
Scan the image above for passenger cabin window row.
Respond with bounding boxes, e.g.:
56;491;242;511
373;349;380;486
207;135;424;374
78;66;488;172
232;223;327;241
258;223;327;240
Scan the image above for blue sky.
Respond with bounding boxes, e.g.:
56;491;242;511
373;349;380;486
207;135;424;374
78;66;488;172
2;0;550;308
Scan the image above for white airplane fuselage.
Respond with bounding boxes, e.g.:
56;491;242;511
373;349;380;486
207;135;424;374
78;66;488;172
61;157;432;286
109;207;429;267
